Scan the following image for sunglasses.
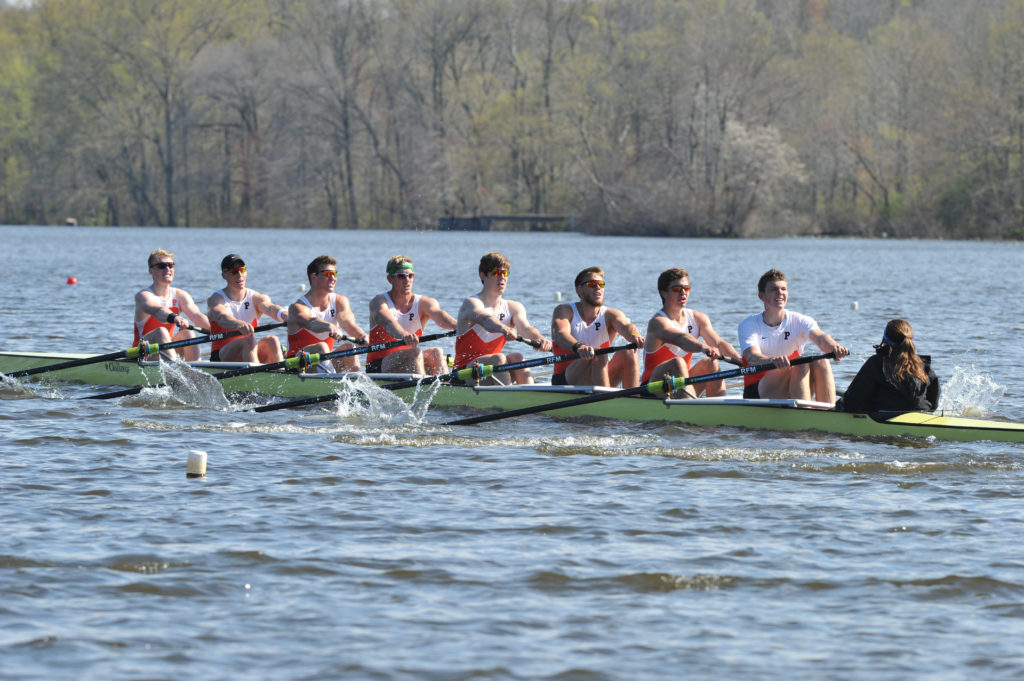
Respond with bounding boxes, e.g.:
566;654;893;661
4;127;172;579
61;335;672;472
582;280;605;289
151;262;174;270
488;268;510;278
318;270;338;278
225;266;246;276
390;272;414;280
669;284;691;293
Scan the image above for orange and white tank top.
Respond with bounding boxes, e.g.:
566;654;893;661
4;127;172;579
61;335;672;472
366;293;424;363
641;308;701;382
209;288;256;352
454;298;512;368
286;293;341;357
553;304;612;374
133;287;180;346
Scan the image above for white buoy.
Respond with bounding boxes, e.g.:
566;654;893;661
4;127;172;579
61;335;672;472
851;301;859;310
554;291;562;301
186;450;207;478
299;283;307;293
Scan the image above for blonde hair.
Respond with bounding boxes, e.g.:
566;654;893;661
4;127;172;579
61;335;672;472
148;249;174;267
386;255;414;275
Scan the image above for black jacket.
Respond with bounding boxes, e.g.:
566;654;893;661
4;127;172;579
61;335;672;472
838;352;940;413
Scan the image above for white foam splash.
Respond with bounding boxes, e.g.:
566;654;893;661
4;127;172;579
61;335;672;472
0;373;54;400
121;359;230;410
938;364;1005;416
324;373;441;425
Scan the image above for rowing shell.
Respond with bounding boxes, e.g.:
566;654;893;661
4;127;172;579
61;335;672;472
2;351;1023;443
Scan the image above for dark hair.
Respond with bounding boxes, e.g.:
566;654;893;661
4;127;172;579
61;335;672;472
657;267;689;302
574;266;604;288
881;319;928;383
306;255;337;283
757;268;786;294
478;252;510;277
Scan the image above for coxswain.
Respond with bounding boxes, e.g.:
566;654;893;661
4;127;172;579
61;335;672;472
838;319;939;412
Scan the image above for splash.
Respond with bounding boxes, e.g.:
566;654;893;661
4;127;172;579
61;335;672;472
323;373;442;425
938;364;1005;416
0;373;54;400
120;359;230;410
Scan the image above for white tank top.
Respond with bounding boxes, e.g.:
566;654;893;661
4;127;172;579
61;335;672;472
568;303;611;347
382;292;423;333
212;288;257;325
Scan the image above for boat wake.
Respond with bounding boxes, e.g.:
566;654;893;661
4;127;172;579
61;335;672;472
939;363;1005;417
119;360;231;410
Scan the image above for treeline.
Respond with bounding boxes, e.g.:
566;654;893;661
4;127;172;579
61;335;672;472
2;0;1024;238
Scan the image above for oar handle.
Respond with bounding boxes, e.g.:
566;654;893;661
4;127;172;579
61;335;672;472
516;335;544;349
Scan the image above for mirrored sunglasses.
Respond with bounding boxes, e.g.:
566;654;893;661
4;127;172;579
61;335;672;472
582;280;605;289
225;266;247;276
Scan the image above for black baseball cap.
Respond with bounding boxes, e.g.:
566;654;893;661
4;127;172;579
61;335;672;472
220;254;245;271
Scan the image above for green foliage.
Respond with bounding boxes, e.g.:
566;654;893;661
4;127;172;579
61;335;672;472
0;0;1021;238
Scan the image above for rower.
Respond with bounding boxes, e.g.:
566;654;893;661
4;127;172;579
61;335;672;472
550;266;644;387
738;268;849;402
641;267;740;397
454;251;553;385
207;254;288;364
286;255;367;373
837;319;939;412
133;249;211;361
366;255;456;374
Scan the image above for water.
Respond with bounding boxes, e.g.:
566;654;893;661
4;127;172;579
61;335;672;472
1;226;1023;680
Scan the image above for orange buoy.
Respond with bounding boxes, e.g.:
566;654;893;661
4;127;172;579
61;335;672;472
66;276;78;285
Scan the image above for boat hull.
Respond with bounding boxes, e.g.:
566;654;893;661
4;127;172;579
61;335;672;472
3;351;1023;443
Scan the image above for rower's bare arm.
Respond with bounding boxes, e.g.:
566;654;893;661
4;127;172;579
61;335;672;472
810;329;849;360
136;290;170;320
608;308;644;349
207;296;253;335
255;292;287;322
550;304;577;349
695;311;739;359
177;290;210;329
336;296;367;342
510;301;552;351
461;298;515;338
651;316;707;355
423;297;457;330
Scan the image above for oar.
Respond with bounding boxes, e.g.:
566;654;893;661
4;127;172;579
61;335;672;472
83;330;455;400
443;352;836;426
7;322;283;378
252;343;639;413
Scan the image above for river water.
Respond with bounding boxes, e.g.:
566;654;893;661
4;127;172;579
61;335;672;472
1;225;1022;681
